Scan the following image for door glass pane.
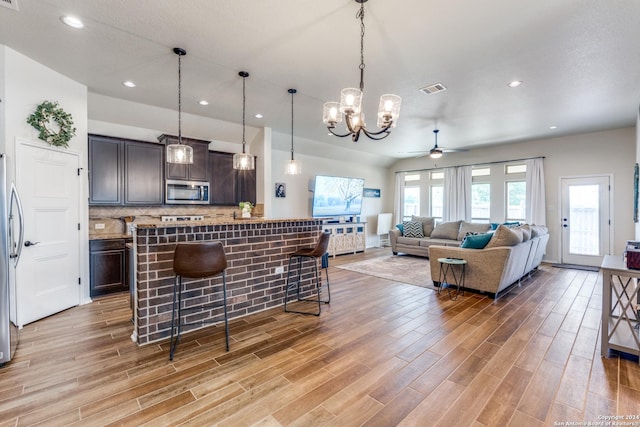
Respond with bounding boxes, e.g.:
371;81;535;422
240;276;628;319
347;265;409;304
403;186;420;221
569;184;599;255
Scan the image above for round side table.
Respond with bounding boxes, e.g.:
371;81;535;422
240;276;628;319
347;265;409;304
437;257;467;300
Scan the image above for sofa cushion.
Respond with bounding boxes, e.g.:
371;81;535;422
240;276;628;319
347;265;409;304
530;224;548;237
460;232;493;249
402;221;424;238
411;215;435;237
485;224;523;248
397;236;421;246
430;220;461;240
490;221;521;230
418;238;459;247
395;223;404;235
457;221;492;240
517;224;531;241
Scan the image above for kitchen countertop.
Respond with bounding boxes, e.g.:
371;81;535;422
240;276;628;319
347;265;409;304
89;233;132;240
135;217;319;229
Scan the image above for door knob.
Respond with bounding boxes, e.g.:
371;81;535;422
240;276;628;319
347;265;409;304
562;224;568;228
24;240;39;247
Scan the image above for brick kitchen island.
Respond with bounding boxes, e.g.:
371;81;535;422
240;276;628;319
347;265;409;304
131;218;323;345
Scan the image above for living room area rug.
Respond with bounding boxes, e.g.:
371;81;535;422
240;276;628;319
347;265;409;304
336;255;437;290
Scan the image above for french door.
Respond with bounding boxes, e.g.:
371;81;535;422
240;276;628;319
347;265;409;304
560;176;611;267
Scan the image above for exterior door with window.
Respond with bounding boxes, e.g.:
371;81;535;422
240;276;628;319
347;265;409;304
560;176;610;267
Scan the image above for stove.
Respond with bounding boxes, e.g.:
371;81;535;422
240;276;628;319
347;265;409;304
160;215;204;222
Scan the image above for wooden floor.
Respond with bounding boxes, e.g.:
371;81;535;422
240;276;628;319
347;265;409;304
1;248;639;426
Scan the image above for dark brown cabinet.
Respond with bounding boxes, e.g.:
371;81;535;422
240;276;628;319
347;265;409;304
124;141;164;204
90;239;131;297
89;136;123;205
158;134;209;182
208;151;256;205
209;151;236;205
89;135;164;206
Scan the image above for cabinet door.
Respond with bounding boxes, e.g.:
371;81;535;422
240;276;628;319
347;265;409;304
209;152;236;205
188;141;210;181
89;135;123;205
159;134;209;181
90;240;127;297
236;166;256;205
124;141;164;205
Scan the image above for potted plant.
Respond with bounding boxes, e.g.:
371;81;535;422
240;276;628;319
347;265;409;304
239;201;253;218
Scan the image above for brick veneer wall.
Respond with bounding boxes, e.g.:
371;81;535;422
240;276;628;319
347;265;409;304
135;219;323;345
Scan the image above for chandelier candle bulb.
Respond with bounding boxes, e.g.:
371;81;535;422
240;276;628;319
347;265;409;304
323;102;342;125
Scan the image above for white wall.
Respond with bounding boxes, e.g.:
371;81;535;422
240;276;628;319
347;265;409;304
1;46;90;302
270;130;390;247
389;127;636;263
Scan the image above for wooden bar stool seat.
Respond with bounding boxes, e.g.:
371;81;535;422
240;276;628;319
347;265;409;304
284;231;331;316
169;241;229;360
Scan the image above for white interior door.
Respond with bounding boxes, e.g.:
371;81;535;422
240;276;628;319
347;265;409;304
15;141;80;327
560;176;611;267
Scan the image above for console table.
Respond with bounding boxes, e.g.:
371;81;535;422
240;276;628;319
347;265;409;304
600;255;640;360
323;222;366;257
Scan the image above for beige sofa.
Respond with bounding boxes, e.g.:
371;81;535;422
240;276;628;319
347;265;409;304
390;218;491;257
429;225;549;298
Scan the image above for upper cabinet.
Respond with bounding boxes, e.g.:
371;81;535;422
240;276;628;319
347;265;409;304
158;134;209;182
89;135;164;206
208;151;256;206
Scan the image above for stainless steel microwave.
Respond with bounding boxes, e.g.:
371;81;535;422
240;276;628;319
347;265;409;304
165;180;210;204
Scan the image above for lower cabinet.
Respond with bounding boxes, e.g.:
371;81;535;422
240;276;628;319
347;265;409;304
90;239;131;297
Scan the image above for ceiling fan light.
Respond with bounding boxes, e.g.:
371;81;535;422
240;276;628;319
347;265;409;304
430;150;443;159
323;102;342;125
339;88;362;114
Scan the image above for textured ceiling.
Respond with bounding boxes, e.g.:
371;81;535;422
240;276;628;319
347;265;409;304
1;0;639;165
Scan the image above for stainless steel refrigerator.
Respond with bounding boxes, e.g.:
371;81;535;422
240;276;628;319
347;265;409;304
1;154;24;366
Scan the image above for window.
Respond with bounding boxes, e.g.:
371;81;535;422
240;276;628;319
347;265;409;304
431;171;444;180
506;181;526;221
403;186;420;221
405;174;420;182
430;185;443;221
472;167;491;177
506;164;526;174
472;183;490;222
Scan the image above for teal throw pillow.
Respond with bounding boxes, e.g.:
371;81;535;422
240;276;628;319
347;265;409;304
402;221;424;238
460;232;493;249
395;223;404;235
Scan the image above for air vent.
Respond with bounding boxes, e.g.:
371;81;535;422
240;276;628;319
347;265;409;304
0;0;18;11
420;83;447;94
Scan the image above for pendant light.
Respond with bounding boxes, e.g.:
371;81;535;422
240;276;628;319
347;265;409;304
166;47;194;164
285;88;301;175
233;71;255;170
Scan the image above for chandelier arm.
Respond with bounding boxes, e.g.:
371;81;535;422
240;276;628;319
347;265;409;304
327;126;353;138
360;128;391;141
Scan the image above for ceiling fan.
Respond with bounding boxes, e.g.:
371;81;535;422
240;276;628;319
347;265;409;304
409;129;466;159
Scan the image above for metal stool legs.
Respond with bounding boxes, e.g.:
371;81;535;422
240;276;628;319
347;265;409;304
169;271;229;361
284;253;330;316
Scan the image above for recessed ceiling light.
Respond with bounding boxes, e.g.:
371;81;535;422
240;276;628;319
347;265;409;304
254;113;263;119
61;15;84;29
198;100;209;106
549;125;558;129
122;81;136;88
508;80;523;88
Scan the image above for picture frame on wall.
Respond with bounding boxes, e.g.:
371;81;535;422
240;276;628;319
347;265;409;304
275;182;286;198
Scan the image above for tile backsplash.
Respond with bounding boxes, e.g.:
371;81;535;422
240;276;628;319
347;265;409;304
89;204;264;236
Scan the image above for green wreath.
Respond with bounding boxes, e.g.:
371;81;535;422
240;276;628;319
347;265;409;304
27;101;76;148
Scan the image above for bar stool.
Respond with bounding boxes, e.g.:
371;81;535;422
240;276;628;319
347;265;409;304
284;231;331;316
169;241;229;360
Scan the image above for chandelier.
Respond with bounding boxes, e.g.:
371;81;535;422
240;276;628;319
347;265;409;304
233;71;255;170
322;0;401;142
166;47;194;164
285;88;301;175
